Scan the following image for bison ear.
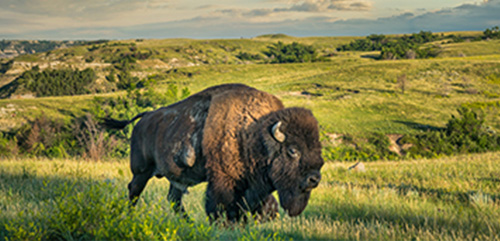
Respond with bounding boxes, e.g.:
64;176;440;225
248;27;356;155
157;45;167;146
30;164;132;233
271;121;286;143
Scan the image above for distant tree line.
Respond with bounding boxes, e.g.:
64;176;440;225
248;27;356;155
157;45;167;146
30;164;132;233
482;26;500;40
337;27;500;60
263;42;321;63
16;67;96;97
337;31;441;60
337;31;438;52
237;41;325;63
8;54;152;98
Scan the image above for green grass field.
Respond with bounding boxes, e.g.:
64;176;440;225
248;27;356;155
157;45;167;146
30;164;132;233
2;54;500;136
2;31;499;137
1;152;499;240
1;32;500;240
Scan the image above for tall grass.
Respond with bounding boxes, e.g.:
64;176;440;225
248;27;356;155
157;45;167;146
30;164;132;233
1;152;499;240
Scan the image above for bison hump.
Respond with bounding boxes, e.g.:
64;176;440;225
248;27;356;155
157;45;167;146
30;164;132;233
202;86;283;179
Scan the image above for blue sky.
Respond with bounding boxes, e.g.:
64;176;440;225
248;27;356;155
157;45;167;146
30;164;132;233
0;0;499;40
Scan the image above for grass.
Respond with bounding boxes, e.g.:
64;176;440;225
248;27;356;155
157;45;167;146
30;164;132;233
2;54;500;137
439;39;500;58
2;32;499;136
1;31;500;240
1;152;499;240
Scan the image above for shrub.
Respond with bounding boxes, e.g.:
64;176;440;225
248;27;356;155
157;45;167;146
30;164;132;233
90;83;191;157
403;107;500;158
263;42;319;63
116;70;142;90
1;83;191;160
236;52;262;61
0;132;18;157
323;107;500;162
483;26;500;39
322;133;399;162
0;60;13;74
16;67;96;97
73;114;118;161
15;115;73;158
4;181;219;240
338;31;442;59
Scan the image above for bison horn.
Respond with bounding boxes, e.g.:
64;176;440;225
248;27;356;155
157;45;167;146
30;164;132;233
272;121;286;143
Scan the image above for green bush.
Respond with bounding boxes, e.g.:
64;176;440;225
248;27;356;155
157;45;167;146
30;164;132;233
4;181;219;240
323;107;500;162
483;26;500;39
16;67;96;97
0;60;13;74
0;83;191;160
322;133;399;162
90;83;191;157
15;115;74;158
263;42;320;63
338;31;442;60
403;107;500;158
236;52;262;61
3;179;286;240
337;34;388;51
116;70;142;90
0;132;18;157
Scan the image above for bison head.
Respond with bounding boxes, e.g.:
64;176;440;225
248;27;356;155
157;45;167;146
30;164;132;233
262;107;324;217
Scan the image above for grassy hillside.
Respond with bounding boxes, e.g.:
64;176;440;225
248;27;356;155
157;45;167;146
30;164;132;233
439;39;500;57
1;152;499;240
2;53;500;136
1;33;500;162
1;32;500;240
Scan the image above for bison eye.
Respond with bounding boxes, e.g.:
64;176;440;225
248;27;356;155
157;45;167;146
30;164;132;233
287;147;300;159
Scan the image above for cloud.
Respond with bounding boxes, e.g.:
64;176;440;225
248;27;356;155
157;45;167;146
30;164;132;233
0;0;499;40
0;0;150;21
214;0;373;19
244;9;276;17
279;0;373;12
195;4;219;10
120;0;500;38
146;0;170;9
343;2;372;11
326;0;500;35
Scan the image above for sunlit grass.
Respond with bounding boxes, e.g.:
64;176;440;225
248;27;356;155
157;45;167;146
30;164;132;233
439;39;500;58
1;152;499;240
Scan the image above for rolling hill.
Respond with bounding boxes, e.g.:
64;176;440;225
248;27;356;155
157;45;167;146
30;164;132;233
0;31;499;160
1;31;500;240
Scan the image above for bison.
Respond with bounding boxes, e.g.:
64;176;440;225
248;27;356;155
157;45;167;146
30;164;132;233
102;84;323;221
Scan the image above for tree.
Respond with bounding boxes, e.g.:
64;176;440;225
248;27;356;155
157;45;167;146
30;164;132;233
263;42;319;63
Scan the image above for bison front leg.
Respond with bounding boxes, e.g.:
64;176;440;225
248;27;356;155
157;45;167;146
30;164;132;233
205;180;240;222
254;195;279;221
167;183;189;219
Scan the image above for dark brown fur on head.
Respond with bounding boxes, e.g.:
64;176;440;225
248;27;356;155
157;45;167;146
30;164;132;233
257;107;324;217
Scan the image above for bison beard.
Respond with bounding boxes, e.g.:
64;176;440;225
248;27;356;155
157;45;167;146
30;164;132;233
101;84;324;222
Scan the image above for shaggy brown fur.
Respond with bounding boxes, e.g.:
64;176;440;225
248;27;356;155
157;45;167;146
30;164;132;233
101;84;324;221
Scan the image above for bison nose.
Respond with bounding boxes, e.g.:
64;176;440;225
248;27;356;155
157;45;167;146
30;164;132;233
306;173;321;189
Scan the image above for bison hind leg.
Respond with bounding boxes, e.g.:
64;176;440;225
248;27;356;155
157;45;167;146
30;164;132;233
128;168;154;206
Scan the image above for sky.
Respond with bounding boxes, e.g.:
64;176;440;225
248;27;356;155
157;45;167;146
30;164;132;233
0;0;499;40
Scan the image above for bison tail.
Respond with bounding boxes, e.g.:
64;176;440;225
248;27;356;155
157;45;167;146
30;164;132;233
100;111;150;130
